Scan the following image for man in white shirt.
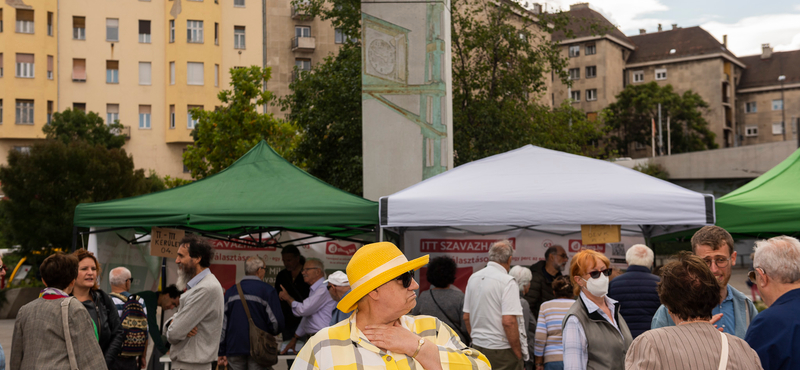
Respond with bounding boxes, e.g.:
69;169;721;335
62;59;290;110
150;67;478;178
464;240;524;370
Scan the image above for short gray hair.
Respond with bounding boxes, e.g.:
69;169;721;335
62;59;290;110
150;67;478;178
626;244;654;267
306;257;325;275
244;256;265;275
754;236;800;284
109;267;131;287
488;240;514;264
509;265;532;293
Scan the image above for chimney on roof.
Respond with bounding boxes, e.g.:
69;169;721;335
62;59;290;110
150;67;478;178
658;24;662;32
570;3;589;11
672;24;678;30
762;43;773;59
639;29;646;35
723;35;727;48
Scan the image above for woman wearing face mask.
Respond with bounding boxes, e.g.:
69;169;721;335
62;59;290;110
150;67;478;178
562;249;632;370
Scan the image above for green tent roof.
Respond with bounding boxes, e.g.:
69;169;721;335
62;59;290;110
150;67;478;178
716;148;800;236
74;141;378;238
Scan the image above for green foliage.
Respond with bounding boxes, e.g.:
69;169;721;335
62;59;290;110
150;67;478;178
184;66;298;179
293;0;360;41
43;108;126;150
163;175;193;189
633;161;670;180
602;82;718;157
280;44;362;195
451;0;602;164
0;140;165;255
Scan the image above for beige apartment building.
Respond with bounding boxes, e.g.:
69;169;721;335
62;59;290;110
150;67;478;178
0;0;345;179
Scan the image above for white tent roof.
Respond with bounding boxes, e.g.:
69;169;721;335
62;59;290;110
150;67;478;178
380;145;714;228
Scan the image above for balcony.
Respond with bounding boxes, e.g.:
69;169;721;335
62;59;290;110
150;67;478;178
111;125;131;139
292;36;316;52
291;4;313;20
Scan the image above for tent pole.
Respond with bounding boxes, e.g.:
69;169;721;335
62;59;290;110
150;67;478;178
378;225;384;242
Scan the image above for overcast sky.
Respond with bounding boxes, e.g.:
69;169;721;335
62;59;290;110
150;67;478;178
540;0;800;56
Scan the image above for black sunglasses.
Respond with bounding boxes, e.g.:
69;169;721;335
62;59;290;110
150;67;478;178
587;268;612;279
394;271;414;288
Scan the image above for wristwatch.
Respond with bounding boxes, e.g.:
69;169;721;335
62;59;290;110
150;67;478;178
412;338;425;358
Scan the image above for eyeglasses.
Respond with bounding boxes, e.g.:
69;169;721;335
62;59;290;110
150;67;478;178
703;257;730;268
327;284;334;290
586;268;612;279
302;267;320;272
394;271;414;288
748;268;764;284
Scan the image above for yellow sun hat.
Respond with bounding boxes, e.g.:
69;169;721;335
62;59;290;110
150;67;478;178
337;241;429;313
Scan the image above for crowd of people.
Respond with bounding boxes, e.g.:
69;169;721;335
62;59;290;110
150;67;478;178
3;224;800;370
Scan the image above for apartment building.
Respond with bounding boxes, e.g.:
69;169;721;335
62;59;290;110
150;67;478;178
0;0;345;179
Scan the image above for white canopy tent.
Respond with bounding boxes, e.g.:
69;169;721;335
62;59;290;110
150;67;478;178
380;145;714;239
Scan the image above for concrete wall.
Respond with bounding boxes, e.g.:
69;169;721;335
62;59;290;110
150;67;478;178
737;87;800;145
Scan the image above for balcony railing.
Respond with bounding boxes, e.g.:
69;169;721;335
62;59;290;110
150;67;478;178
292;36;316;52
291;3;313;20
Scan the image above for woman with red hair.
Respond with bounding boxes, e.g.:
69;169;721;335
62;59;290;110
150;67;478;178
562;249;632;370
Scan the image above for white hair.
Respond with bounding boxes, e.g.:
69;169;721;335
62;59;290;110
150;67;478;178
244;256;265;275
626;244;654;268
109;267;131;287
509;265;532;293
307;257;325;276
754;236;800;284
488;240;514;264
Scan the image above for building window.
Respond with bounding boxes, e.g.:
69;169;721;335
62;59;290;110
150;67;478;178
214;23;219;45
187;105;202;128
47;55;53;79
72;58;86;81
772;99;783;111
107;104;119;125
169;20;175;43
106;60;119;83
170;105;175;129
15;53;34;78
745;125;758;137
187;20;203;43
586;89;597;101
772;122;784;135
0;99;3;124
139;105;151;129
47;100;53;124
106;18;119;41
187;62;204;85
16;9;34;34
13;146;31;154
296;58;311;72
745;102;757;113
569;45;580;57
139;20;151;43
295;26;310;38
586;66;596;78
0;9;3;33
73;16;86;39
214;64;219;86
138;62;152;85
585;44;596;55
73;103;86;112
47;12;53;36
234;26;245;49
568;68;580;80
335;28;344;44
0;53;4;77
16;99;34;124
234;0;245;7
170;62;175;85
655;68;667;80
632;70;644;83
570;90;580;102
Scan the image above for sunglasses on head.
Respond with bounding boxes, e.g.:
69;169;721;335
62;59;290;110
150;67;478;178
587;268;612;279
394;271;414;288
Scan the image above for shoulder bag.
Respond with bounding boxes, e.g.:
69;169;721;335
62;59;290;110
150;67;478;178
236;282;279;367
429;290;471;344
61;297;80;370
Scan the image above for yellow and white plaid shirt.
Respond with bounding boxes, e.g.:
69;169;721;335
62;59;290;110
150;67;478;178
291;311;491;370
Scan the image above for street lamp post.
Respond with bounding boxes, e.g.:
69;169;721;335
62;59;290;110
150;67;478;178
779;75;786;141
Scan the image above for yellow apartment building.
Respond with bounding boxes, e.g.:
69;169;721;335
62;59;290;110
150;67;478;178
0;0;345;179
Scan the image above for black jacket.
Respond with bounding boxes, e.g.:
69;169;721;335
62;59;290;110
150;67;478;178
607;265;661;339
87;289;125;367
523;260;561;319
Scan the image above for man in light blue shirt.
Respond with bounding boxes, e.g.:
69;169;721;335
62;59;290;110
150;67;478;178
278;258;336;353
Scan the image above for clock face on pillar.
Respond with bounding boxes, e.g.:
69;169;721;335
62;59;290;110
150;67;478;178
364;16;409;84
368;39;396;76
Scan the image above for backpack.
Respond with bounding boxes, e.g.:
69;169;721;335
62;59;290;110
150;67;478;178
110;292;149;357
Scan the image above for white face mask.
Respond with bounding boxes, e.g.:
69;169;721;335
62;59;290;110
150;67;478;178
582;273;609;297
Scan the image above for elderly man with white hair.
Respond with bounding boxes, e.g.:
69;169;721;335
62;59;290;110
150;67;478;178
607;244;660;339
745;236;800;370
109;266;149;370
510;266;534;370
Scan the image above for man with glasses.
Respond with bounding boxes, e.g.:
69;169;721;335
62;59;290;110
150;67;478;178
218;256;283;370
745;236;800;370
464;240;524;370
524;245;568;320
324;271;351;325
279;258;335;354
109;266;149;370
651;225;757;338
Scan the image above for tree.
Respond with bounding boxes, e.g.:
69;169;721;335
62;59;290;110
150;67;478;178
451;0;602;165
280;0;362;194
602;82;718;157
0;140;164;255
184;66;298;179
43;108;126;149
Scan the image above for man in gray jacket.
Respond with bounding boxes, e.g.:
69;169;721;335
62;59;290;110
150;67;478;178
651;226;757;338
167;234;224;370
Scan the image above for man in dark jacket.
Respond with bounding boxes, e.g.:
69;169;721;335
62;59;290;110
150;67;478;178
608;244;660;339
218;256;284;369
523;245;568;319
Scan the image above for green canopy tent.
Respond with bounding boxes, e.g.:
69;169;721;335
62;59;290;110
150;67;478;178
73;140;379;248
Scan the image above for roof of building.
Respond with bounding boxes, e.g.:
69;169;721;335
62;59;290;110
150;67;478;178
738;49;800;90
552;4;633;48
626;26;740;65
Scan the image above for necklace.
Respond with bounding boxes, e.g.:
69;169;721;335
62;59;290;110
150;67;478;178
678;319;710;325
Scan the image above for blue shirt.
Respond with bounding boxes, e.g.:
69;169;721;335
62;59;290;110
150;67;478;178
0;342;5;370
330;291;351;326
187;268;211;290
713;285;736;335
745;288;800;370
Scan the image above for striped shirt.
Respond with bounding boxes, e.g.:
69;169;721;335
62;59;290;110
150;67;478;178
533;298;574;363
291;312;491;370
